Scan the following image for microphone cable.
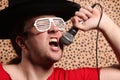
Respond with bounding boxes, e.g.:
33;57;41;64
92;3;103;80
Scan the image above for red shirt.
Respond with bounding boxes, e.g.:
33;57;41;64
0;64;11;80
0;63;100;80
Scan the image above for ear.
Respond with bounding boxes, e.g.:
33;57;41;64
15;36;26;49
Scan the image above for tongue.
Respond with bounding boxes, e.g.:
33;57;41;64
49;42;58;46
49;42;59;51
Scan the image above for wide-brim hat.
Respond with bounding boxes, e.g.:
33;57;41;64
0;0;80;39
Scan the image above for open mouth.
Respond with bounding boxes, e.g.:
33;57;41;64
49;38;64;51
49;38;59;47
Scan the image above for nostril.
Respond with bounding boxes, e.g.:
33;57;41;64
48;30;56;33
48;26;58;33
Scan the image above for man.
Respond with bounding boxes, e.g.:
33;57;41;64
0;0;120;80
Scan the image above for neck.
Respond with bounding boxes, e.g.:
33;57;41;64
18;58;54;80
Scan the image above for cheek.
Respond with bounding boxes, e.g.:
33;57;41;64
25;33;49;48
36;33;49;43
58;31;64;37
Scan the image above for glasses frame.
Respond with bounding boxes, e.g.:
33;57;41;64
34;17;66;32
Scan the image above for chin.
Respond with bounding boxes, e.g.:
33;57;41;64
50;51;63;62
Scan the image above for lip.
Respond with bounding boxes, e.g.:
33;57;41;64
50;45;60;51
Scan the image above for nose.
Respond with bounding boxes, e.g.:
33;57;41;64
48;22;59;33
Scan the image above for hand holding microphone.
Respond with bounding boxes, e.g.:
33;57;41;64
60;3;102;46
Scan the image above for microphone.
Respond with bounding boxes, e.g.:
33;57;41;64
60;26;78;45
60;4;97;46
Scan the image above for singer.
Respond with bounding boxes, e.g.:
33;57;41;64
0;0;120;80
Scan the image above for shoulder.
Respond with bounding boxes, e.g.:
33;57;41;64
3;64;23;80
3;64;17;72
100;67;120;80
0;63;11;80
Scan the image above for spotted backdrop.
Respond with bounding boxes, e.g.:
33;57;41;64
0;0;120;70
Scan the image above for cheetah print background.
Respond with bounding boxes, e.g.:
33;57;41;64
0;0;120;70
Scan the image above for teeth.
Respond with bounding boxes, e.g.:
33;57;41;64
49;38;59;47
50;38;58;42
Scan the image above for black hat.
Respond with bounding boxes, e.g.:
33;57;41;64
0;0;80;39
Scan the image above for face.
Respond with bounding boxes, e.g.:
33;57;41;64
20;15;65;65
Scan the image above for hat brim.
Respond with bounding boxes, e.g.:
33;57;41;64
0;0;80;39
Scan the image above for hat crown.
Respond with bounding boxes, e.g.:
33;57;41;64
9;0;67;6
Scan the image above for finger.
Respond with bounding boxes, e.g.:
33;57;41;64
80;7;93;18
84;6;93;13
71;16;83;24
71;16;88;31
75;11;88;21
